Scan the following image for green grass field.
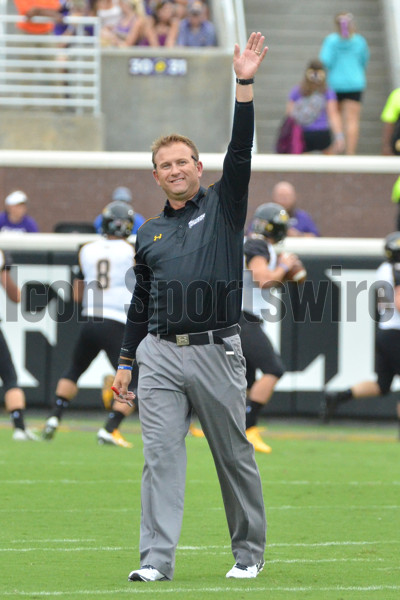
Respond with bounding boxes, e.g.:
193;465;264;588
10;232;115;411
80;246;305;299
0;413;399;599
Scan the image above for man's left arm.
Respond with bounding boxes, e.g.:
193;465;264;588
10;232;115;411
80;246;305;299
219;33;268;228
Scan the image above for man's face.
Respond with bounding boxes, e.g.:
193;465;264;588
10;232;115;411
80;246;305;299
189;8;203;24
153;142;203;206
7;202;27;223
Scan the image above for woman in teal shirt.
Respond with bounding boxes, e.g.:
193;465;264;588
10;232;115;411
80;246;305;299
319;12;370;155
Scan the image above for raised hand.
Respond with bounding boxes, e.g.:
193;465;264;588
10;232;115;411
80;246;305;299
233;32;268;80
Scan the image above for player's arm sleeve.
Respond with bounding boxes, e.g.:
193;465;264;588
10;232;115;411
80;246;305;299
73;245;85;280
120;252;151;359
217;100;254;231
244;238;270;267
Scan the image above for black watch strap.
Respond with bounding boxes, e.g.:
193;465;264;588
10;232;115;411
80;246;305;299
236;78;254;85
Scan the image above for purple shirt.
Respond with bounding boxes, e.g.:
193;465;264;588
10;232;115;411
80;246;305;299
289;85;336;132
177;19;217;47
289;209;320;236
0;212;39;233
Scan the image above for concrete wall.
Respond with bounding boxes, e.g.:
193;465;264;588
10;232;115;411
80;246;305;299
0;49;233;152
101;48;233;152
0;111;104;151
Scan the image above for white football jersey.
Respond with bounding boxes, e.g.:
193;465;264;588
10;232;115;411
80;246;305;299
376;261;400;331
242;238;278;318
78;238;135;324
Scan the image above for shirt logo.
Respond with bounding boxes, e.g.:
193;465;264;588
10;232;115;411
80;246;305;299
154;234;162;242
188;213;205;229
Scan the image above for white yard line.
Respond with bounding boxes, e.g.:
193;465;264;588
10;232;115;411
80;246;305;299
2;584;400;596
1;504;398;514
1;479;399;485
1;540;399;552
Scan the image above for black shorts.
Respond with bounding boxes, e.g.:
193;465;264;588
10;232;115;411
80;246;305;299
303;129;332;152
0;328;18;392
375;328;400;394
336;91;363;103
239;312;285;388
62;318;138;392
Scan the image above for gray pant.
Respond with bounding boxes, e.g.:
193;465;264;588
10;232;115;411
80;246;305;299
135;332;267;580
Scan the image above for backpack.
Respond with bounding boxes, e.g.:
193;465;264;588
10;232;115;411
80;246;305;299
275;116;305;154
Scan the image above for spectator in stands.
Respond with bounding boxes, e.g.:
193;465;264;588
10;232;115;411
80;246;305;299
0;191;39;233
381;88;400;156
100;0;146;46
23;0;91;39
177;0;216;47
389;175;400;231
145;0;187;18
272;181;320;237
52;0;91;37
319;12;370;155
93;186;145;234
13;0;61;34
139;0;180;46
286;59;345;155
95;0;122;30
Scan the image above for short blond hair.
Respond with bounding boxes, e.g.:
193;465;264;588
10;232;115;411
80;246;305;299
151;134;199;168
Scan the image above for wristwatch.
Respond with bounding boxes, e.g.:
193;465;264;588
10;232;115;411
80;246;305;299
236;78;254;85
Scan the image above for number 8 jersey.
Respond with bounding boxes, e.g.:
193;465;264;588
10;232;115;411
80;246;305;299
77;238;135;324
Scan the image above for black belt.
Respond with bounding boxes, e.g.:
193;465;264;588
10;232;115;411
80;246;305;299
153;324;240;352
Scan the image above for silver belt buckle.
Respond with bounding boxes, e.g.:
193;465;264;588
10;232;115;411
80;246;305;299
176;334;190;346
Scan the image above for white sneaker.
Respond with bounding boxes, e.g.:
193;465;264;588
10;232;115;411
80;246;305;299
97;428;133;448
128;565;168;582
226;559;265;579
42;416;59;440
12;428;40;442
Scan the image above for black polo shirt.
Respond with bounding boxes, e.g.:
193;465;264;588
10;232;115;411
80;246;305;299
122;100;254;358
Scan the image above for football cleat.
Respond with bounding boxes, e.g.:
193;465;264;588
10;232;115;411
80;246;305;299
188;423;205;438
128;565;168;582
12;428;40;442
102;374;115;410
42;416;59;440
246;426;272;454
226;559;265;579
97;427;133;448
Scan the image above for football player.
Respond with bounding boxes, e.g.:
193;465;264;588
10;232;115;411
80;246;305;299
1;249;39;440
242;202;299;453
321;231;400;436
42;201;138;447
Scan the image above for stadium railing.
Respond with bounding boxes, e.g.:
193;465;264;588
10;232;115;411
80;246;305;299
0;11;101;114
383;0;400;89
